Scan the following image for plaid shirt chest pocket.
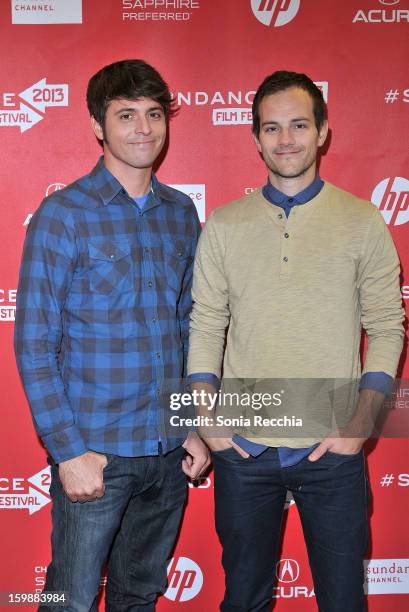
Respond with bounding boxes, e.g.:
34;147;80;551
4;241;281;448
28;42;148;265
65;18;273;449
161;241;192;293
87;240;134;295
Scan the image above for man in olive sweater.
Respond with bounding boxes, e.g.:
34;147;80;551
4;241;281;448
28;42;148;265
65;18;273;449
188;71;404;611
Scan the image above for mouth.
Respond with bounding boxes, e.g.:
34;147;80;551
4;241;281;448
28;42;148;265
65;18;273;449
128;140;155;146
275;149;301;156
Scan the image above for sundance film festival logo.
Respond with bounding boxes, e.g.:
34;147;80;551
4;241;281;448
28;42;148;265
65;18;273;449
169;183;206;221
0;289;17;322
207;81;327;126
12;0;82;24
353;0;409;23
251;0;300;27
176;84;327;127
371;177;409;225
165;557;203;602
0;78;68;133
0;466;51;515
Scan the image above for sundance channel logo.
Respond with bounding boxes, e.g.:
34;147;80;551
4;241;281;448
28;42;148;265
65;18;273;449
365;559;409;594
12;0;83;24
164;556;203;602
371;177;409;225
251;0;300;27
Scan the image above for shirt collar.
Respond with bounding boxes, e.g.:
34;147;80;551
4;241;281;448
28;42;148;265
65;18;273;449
89;157;123;206
90;156;173;207
150;174;175;204
264;174;324;207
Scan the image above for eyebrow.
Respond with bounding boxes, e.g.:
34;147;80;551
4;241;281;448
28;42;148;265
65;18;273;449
114;106;164;115
261;117;311;126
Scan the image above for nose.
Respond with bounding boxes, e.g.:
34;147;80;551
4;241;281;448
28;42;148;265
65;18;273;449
134;113;151;134
278;127;295;146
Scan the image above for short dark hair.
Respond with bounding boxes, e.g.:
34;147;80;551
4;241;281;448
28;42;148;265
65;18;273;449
86;59;175;127
252;70;327;136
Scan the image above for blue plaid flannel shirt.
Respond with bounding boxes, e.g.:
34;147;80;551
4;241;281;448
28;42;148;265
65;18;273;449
14;157;201;463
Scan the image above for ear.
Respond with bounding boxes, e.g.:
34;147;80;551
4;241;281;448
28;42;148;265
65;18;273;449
90;116;104;141
318;120;328;147
253;131;262;153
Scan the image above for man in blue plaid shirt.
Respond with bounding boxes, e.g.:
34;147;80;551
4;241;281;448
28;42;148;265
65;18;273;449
15;59;210;611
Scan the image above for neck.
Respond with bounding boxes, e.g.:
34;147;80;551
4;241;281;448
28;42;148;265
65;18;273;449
103;154;152;198
268;166;317;196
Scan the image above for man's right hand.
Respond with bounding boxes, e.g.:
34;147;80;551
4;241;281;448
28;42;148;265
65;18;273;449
189;382;250;460
58;451;108;502
204;437;250;459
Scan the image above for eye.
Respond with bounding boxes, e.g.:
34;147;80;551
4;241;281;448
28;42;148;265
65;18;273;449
294;123;307;129
149;110;164;120
265;126;278;133
120;113;133;121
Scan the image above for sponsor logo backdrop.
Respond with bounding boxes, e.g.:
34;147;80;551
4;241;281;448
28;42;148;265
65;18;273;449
0;0;408;609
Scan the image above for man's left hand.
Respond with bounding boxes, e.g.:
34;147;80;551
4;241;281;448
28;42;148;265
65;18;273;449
182;432;211;480
308;436;365;461
308;388;386;461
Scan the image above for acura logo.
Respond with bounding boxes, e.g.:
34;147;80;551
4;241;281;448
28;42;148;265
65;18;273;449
276;558;300;583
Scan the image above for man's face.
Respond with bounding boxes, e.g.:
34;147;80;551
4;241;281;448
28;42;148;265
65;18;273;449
91;97;167;172
253;87;328;186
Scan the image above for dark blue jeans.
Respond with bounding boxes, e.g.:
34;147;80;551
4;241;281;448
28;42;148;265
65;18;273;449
40;446;187;612
213;447;369;612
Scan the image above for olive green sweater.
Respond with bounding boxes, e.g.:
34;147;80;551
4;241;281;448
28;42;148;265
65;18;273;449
187;182;404;446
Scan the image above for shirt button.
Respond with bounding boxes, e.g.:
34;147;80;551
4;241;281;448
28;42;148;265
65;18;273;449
284;233;289;238
288;198;294;203
156;353;161;359
283;256;288;262
148;281;153;288
278;213;283;219
110;254;115;259
152;317;157;323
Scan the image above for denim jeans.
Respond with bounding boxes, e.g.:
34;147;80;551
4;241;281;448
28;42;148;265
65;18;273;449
212;447;369;612
39;446;187;612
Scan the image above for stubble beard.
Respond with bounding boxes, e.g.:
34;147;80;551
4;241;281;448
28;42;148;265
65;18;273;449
268;155;316;180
